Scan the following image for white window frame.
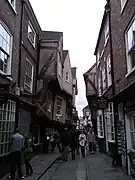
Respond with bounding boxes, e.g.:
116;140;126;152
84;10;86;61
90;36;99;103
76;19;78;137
125;17;135;75
0;100;16;156
56;96;63;116
7;0;16;12
97;50;100;67
106;102;115;142
98;73;102;97
102;67;106;91
66;72;69;83
24;58;34;93
104;20;109;46
106;55;112;87
120;0;128;12
0;21;12;76
27;21;36;48
97;110;104;138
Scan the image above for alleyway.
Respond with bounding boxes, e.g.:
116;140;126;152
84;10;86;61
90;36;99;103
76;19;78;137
39;153;133;180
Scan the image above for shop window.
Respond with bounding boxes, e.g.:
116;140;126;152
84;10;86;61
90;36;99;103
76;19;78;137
106;102;115;142
97;111;104;138
0;100;16;156
130;116;135;150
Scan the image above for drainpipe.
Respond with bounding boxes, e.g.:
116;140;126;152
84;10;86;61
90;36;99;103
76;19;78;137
105;0;119;165
15;0;25;128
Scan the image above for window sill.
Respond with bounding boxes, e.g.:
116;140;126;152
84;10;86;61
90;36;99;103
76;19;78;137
121;0;128;14
7;1;17;14
98;136;104;139
0;70;12;81
108;140;115;143
125;67;135;78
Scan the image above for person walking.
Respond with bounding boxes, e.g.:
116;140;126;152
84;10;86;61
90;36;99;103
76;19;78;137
60;128;70;162
70;128;77;160
52;130;62;153
9;128;24;180
79;130;87;157
24;136;33;177
88;129;95;154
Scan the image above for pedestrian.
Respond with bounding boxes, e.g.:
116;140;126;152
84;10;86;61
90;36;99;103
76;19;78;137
50;132;55;153
60;128;70;162
52;130;62;153
79;130;87;157
75;129;80;154
70;127;77;160
87;129;95;154
24;136;33;177
9;128;25;180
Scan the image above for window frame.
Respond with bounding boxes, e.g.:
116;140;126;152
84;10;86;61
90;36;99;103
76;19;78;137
97;110;104;138
106;102;115;142
125;17;135;75
7;0;17;13
106;55;112;87
56;96;63;117
0;21;12;76
0;100;16;156
24;58;34;93
104;19;109;46
27;21;36;48
66;72;69;83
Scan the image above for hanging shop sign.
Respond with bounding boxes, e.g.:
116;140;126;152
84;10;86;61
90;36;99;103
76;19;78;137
97;97;108;109
0;84;9;106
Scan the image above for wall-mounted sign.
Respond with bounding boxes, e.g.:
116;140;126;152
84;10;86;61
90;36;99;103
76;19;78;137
0;84;9;106
97;97;108;109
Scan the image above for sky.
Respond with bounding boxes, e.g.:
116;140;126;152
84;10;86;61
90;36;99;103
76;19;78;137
30;0;106;116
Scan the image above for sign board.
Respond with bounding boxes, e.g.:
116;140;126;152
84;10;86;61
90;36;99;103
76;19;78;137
97;98;108;109
0;84;9;106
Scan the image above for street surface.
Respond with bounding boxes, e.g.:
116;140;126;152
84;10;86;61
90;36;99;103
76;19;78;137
39;153;133;180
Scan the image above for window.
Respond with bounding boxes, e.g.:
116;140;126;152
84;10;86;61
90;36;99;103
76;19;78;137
130;116;135;150
8;0;16;10
0;22;12;75
46;91;53;112
121;0;128;9
24;59;34;93
0;100;16;156
105;20;109;45
106;55;112;87
56;96;63;116
106;102;115;141
102;67;106;91
98;74;102;96
66;72;69;82
27;22;36;47
97;110;104;137
58;60;62;78
126;18;135;73
97;50;100;67
33;125;40;145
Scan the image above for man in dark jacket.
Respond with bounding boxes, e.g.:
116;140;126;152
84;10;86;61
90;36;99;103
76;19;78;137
70;128;77;160
60;128;70;162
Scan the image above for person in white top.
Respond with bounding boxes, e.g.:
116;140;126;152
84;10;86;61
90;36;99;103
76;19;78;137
79;130;87;157
87;128;95;153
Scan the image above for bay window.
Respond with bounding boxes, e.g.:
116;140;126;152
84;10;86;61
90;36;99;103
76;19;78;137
106;55;112;87
56;96;63;116
0;100;16;156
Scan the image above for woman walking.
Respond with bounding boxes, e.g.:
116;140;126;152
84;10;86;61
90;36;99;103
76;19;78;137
24;136;33;177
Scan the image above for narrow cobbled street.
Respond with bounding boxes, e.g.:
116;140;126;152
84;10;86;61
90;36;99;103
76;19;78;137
39;153;133;180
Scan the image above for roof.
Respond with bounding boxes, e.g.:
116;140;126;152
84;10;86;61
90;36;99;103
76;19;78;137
40;31;63;41
83;63;96;77
71;67;77;79
62;50;68;64
94;9;107;55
